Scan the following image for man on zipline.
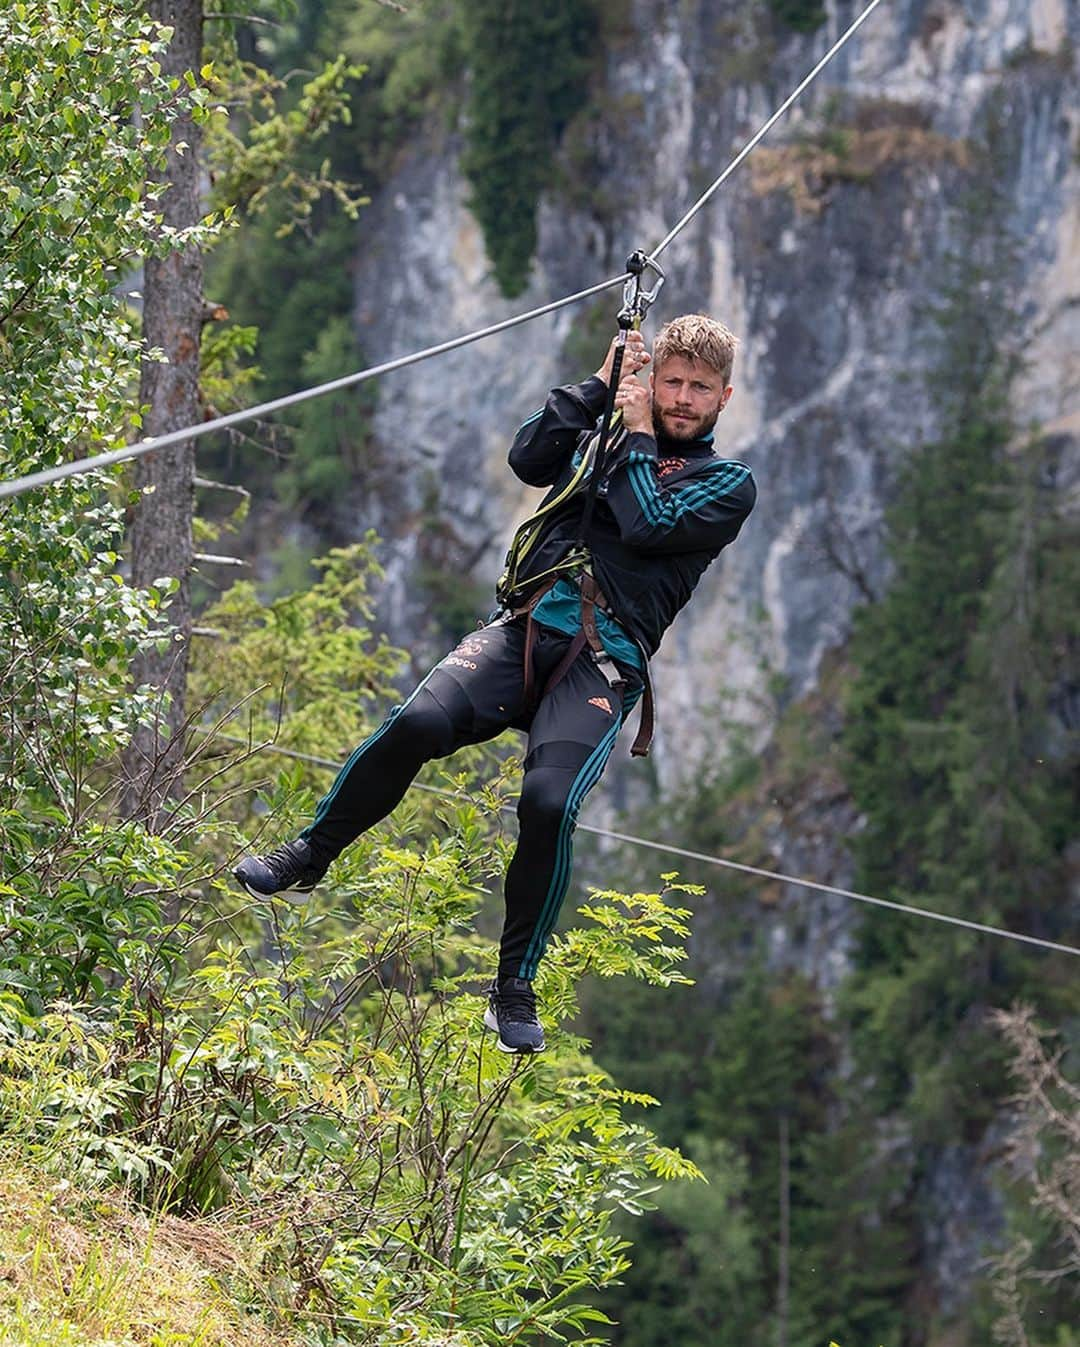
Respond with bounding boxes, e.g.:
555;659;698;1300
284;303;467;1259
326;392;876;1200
235;314;756;1052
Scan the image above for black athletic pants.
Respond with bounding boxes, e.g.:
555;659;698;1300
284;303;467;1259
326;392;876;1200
299;617;642;982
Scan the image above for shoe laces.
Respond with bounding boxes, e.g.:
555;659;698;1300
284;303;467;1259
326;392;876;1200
496;980;537;1023
262;840;308;882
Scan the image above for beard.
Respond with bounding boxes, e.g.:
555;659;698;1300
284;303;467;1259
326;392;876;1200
652;404;720;442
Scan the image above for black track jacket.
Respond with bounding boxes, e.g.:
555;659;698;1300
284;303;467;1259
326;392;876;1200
508;375;756;659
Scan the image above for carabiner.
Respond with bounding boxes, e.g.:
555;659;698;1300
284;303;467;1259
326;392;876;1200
618;249;665;329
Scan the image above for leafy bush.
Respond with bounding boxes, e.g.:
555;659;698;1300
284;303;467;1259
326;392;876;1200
2;497;708;1342
1;830;704;1341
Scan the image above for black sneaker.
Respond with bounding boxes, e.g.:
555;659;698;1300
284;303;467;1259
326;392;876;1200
233;838;327;899
484;977;545;1054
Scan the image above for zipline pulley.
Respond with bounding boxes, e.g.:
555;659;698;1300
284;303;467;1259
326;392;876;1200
618;249;665;330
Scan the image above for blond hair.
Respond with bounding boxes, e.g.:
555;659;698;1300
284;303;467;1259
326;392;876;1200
653;314;738;385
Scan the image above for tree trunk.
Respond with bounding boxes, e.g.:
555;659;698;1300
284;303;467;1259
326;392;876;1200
123;0;204;828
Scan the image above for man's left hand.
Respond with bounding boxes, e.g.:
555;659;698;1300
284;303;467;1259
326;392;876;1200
614;374;653;436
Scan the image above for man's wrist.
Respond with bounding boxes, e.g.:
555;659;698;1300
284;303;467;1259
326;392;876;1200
625;430;657;457
579;374;610;406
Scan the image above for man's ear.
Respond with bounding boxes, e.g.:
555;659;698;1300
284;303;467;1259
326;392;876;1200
720;385;733;409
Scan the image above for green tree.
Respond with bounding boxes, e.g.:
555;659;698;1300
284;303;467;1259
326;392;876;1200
590;962;860;1347
459;0;596;296
841;164;1079;1138
0;0;211;1008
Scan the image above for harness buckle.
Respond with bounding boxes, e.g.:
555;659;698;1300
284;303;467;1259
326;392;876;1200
591;650;626;690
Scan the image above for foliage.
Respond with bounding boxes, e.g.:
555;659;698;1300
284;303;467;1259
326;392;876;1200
0;0;218;1015
603;1134;757;1347
280;317;378;509
0;0;218;477
0;462;196;1013
840;170;1080;1134
458;0;597;296
188;535;401;764
205;51;367;234
974;1012;1077;1347
585;950;915;1347
981;1008;1080;1345
767;0;828;35
3;487;708;1343
205;0;464;406
0;796;705;1344
203;0;597;510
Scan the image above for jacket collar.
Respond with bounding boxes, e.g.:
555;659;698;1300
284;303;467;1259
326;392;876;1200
655;429;715;459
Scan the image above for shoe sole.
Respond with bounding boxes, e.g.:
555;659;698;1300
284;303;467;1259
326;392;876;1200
483;1005;544;1054
234;874;316;902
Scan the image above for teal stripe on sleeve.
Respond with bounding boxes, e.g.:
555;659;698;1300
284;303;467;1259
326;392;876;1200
627;460;749;529
516;407;544;433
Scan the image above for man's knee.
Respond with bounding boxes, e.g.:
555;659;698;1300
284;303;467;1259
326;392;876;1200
517;767;576;838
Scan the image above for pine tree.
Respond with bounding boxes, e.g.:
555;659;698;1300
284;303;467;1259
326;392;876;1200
840;136;1080;1139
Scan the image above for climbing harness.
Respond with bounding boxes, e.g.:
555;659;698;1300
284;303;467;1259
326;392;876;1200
494;253;664;610
497;251;664;757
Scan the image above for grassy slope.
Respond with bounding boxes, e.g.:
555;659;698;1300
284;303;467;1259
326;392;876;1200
0;1159;301;1347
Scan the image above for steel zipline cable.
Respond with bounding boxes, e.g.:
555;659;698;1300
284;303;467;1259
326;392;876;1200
1;0;887;503
211;734;1080;961
0;275;628;501
650;0;887;258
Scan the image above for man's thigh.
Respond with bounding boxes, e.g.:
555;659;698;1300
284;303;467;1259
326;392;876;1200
420;619;531;745
524;651;641;773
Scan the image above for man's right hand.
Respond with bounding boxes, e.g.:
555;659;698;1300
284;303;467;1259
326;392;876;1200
595;330;651;387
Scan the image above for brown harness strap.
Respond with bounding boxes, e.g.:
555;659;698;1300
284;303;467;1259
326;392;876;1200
537;629;587;707
513;572;655;755
629;675;654;757
577;575;655;757
519;580;557;711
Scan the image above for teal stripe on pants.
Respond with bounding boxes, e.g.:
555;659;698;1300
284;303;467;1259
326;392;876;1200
517;685;642;980
301;664;439;838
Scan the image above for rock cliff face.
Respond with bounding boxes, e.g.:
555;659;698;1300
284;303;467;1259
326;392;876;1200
341;0;1078;1323
349;0;1078;776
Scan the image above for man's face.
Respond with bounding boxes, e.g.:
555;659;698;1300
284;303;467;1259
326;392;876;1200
650;355;733;441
